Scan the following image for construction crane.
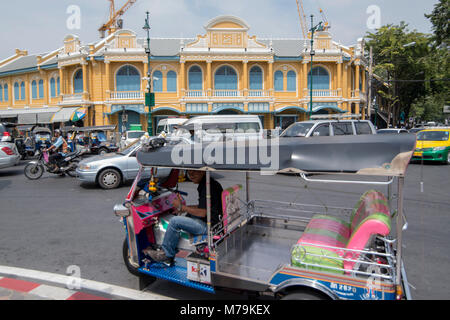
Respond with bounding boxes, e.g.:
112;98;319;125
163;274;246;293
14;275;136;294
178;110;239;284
295;0;308;39
99;0;138;38
318;7;330;31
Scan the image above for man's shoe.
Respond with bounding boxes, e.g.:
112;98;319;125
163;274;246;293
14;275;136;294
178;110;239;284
143;248;174;266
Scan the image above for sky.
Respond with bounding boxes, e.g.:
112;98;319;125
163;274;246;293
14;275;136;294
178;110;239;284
0;0;439;59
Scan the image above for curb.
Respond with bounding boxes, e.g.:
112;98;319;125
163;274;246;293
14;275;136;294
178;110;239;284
0;265;173;300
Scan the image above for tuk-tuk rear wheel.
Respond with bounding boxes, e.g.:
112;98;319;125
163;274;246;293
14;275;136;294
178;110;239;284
280;288;329;300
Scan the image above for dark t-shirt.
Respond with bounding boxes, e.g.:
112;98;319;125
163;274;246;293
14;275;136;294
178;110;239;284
187;175;223;228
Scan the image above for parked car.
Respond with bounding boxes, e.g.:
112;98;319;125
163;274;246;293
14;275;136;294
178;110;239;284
76;141;170;189
280;120;377;138
377;128;409;134
120;130;146;149
156;118;188;135
411;128;450;164
0;141;20;170
409;127;426;134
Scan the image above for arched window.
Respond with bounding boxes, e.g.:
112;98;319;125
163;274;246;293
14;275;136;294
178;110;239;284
166;71;177;92
74;69;83;93
0;85;3;102
14;83;20;100
31;80;37;99
274;70;283;91
57;77;60;95
249;66;263;90
308;67;330;90
20;82;25;100
153;70;163;92
116;65;140;91
214;66;237;90
4;84;8;101
286;71;297;92
188;66;203;90
38;80;44;99
50;78;56;97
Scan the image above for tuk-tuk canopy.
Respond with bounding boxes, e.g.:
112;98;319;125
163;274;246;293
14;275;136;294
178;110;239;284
136;134;417;177
32;127;52;135
60;125;116;133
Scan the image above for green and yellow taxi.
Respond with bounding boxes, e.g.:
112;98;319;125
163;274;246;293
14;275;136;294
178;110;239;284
412;128;450;164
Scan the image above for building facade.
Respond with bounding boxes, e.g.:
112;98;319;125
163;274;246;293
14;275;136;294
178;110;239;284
0;15;368;132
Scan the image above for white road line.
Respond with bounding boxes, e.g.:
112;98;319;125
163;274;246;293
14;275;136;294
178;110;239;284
0;265;173;300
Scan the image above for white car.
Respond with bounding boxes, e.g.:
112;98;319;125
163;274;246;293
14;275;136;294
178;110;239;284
120;130;146;149
156;118;188;135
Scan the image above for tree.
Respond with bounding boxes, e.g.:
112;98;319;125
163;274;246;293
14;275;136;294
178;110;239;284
425;0;450;47
365;23;430;126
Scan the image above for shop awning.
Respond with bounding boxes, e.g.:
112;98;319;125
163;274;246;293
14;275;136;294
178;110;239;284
105;104;147;115
0;107;60;124
51;107;86;123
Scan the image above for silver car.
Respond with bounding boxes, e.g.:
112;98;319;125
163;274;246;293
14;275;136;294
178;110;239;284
76;142;170;189
0;142;20;169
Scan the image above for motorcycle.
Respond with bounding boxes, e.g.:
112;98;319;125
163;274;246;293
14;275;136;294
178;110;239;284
24;148;82;180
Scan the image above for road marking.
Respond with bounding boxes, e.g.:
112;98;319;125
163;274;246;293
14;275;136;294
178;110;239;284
0;265;173;300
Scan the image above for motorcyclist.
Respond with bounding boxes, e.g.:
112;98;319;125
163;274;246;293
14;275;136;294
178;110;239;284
44;129;69;173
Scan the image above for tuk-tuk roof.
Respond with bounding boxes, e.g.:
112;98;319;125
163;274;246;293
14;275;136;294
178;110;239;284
32;126;52;134
136;134;417;177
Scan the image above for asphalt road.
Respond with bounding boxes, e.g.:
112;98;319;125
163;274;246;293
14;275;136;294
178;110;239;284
0;159;449;300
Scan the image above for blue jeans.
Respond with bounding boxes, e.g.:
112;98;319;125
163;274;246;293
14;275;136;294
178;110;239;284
162;215;207;258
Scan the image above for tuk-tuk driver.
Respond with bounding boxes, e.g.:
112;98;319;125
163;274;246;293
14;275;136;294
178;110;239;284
143;170;223;266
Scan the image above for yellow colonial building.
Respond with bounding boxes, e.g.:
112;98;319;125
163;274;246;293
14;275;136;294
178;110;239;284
0;15;368;132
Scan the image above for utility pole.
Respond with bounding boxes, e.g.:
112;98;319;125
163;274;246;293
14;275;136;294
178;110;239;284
143;11;155;135
368;46;373;124
308;15;323;119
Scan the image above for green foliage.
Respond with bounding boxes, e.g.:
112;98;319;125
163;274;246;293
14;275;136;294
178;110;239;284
365;5;449;125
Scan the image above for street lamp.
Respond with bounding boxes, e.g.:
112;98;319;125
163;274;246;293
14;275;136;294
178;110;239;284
143;11;155;135
308;15;323;119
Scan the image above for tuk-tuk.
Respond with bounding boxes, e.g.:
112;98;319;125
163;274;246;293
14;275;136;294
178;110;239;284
61;125;119;155
23;126;52;157
114;134;416;300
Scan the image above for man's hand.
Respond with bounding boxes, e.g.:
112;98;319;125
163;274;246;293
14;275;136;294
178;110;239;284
172;195;183;214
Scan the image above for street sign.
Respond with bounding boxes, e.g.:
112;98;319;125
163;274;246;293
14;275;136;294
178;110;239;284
443;105;450;114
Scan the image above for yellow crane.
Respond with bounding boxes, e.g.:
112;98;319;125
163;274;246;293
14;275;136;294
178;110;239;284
99;0;138;38
295;0;308;39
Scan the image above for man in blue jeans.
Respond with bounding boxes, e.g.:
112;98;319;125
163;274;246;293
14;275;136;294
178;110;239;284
144;170;223;266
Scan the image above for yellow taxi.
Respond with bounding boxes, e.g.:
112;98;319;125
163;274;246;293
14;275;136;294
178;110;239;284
412;128;450;164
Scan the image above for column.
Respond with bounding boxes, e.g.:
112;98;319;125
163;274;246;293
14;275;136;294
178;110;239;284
180;61;185;95
105;61;111;99
302;62;308;98
337;61;342;96
82;62;88;99
242;60;248;96
206;60;212;96
355;63;360;97
59;67;64;96
43;71;49;105
343;63;348;99
268;61;273;96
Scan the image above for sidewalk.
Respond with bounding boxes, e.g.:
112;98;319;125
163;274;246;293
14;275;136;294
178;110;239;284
0;266;172;300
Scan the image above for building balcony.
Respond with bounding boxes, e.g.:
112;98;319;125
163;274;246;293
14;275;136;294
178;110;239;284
183;89;272;101
59;93;89;105
109;91;144;100
304;89;340;98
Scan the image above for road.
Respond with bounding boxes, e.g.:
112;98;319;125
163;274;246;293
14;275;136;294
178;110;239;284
0;159;449;300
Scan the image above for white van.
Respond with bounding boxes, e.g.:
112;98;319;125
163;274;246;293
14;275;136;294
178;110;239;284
174;115;263;142
156;118;188;135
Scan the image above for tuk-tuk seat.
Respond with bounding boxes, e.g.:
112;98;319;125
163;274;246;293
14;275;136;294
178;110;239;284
292;190;391;273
